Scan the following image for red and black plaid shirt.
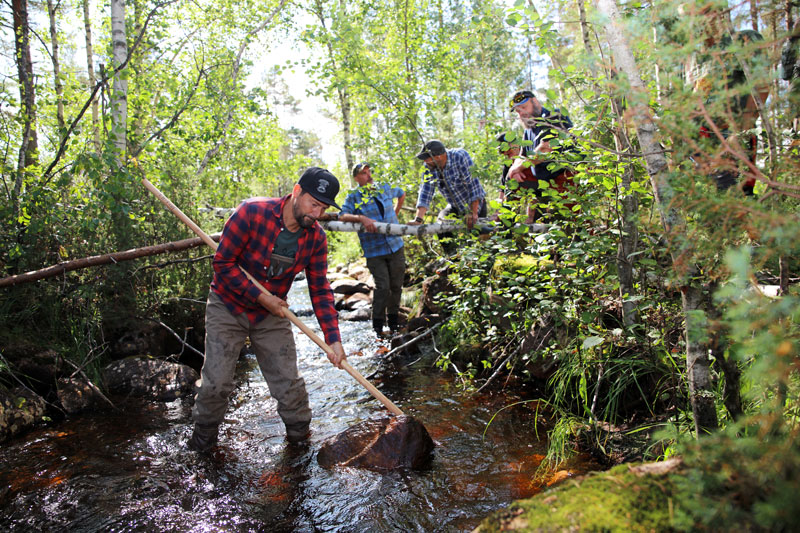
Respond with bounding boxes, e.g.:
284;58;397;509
210;195;341;345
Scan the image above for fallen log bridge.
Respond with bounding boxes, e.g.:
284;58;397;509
319;219;549;236
0;219;548;288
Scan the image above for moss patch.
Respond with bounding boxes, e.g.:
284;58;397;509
475;459;694;532
491;254;552;278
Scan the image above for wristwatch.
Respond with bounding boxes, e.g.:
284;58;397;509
413;216;424;223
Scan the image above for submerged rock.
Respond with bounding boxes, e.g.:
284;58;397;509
102;356;199;401
56;377;102;414
317;414;434;471
0;386;47;443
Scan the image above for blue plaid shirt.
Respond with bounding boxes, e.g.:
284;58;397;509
416;148;486;214
340;182;405;259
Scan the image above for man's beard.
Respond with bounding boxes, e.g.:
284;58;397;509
518;115;538;129
293;201;315;229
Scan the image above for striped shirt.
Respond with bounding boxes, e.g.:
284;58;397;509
416;148;486;214
340;182;405;258
210;195;340;345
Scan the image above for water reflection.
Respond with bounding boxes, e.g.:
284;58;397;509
0;281;601;531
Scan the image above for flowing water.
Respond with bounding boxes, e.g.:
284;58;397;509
0;281;601;532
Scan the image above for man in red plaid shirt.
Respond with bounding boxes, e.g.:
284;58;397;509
189;167;346;452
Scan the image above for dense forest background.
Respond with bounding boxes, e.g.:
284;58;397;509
2;0;799;527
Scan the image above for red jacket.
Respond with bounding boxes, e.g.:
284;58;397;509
211;195;341;345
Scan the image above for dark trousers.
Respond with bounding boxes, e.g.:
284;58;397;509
366;247;406;321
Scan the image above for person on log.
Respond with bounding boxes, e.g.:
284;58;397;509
681;0;770;196
505;90;578;220
188;167;346;452
496;131;542;224
320;162;407;337
409;139;487;253
781;19;800;137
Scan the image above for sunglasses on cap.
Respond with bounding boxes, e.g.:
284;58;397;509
352;162;370;177
509;91;534;109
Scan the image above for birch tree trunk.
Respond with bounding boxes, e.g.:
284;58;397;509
11;0;39;218
111;0;128;159
83;0;101;150
577;0;592;54
47;0;65;135
596;0;719;434
318;220;548;235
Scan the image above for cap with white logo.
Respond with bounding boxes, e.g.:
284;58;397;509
298;167;341;209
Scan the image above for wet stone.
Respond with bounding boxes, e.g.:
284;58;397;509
0;386;47;443
330;278;371;296
102;356;199;401
317;414;435;471
57;377;102;414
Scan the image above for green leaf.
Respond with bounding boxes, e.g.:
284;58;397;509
582;336;604;350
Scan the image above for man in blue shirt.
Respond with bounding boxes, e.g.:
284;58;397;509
334;162;407;336
410;140;487;252
411;140;487;228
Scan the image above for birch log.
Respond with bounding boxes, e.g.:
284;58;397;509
198;208;549;235
320;220;549;235
0;218;548;288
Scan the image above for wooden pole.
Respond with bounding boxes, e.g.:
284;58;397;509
142;178;404;416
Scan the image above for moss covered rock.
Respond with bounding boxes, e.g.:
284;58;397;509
474;458;692;532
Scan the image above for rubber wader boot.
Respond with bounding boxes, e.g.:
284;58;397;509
188;422;219;453
285;422;310;443
373;318;385;337
387;314;399;333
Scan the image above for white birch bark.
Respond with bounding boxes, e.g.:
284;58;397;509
596;0;718;434
47;0;65;134
197;208;548;235
319;220;549;235
111;0;128;158
83;0;100;150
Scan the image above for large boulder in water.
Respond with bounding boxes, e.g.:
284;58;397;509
317;414;434;471
102;356;199;401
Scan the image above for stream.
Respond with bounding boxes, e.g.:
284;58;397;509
0;280;601;532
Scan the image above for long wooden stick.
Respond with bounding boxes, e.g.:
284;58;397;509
142;178;404;416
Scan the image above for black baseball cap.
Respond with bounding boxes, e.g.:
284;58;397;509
352;162;370;177
416;140;446;160
298;167;341;209
510;90;535;110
